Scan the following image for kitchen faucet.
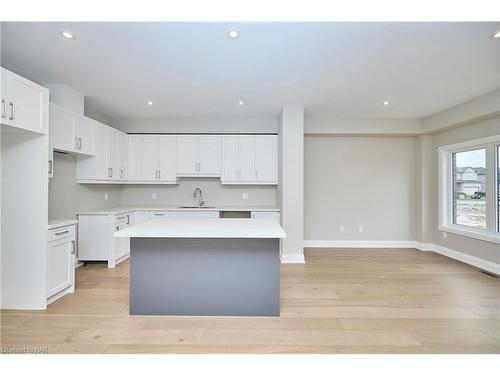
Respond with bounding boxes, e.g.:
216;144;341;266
193;187;205;207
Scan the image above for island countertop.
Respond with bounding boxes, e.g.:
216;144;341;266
114;218;286;239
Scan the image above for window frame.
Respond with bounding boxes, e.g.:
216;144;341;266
438;134;500;244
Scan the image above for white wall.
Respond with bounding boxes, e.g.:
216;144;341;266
278;107;304;261
48;152;123;219
121;178;276;207
304;135;416;242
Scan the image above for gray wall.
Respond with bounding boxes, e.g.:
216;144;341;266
48;152;123;219
426;116;500;264
121;178;276;207
304;135;417;241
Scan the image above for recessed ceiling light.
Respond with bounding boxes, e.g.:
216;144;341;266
60;30;75;40
228;29;240;39
147;101;153;106
238;100;244;106
493;30;500;38
383;101;390;106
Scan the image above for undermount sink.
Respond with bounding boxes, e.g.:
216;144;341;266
179;206;216;209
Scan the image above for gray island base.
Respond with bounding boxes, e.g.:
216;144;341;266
130;237;280;316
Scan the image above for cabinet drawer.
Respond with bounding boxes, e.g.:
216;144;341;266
48;225;76;242
251;211;280;222
149;211;170;220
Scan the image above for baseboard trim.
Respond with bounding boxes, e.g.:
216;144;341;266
427;243;500;276
280;253;305;264
304;240;499;275
303;240;417;248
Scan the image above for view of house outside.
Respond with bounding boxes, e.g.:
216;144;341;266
453;149;486;229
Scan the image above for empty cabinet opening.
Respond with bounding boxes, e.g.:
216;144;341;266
219;211;251;219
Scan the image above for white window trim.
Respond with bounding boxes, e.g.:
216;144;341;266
438;134;500;244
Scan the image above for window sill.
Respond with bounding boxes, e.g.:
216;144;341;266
439;225;500;245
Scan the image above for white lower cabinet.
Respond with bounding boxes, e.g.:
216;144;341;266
78;212;134;268
149;210;220;220
251;211;280;222
47;224;76;304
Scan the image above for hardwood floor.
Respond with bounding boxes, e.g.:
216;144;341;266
1;249;499;354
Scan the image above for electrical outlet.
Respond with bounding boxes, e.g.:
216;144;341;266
358;225;363;233
442;232;447;239
104;193;108;201
152;192;157;200
339;226;345;233
242;193;248;200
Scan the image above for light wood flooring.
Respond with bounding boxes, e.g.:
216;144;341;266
1;249;499;353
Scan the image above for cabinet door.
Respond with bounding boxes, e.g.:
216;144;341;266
251;211;280;222
198;135;221;175
118;132;128;180
93;121;108;179
1;68;12;126
221;136;239;182
106;127;120;179
50;103;76;152
74;115;95;155
238;136;256;181
128;135;143;180
176;135;197;175
255;135;278;183
47;238;74;297
168;211;219;219
142;135;159;180
8;69;48;134
158;135;176;181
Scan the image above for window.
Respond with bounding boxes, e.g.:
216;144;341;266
439;135;500;244
452;149;486;229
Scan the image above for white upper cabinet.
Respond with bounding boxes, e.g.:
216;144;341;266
157;135;177;181
255;135;278;183
118;132;128;180
221;136;239;181
176;135;198;175
177;135;221;176
49;103;94;156
130;135;177;183
1;67;49;135
238;136;256;181
74;115;94;155
106;127;120;180
141;135;158;181
128;135;143;181
221;135;278;185
76;121;122;181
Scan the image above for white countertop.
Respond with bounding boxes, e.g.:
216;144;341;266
78;206;280;215
48;219;78;230
114;218;286;238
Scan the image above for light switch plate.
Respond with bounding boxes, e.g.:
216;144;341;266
104;193;108;201
340;226;345;233
242;193;248;200
358;226;363;233
443;232;447;239
152;192;157;200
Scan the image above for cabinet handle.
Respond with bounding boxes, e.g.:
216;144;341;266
126;215;130;225
74;137;79;149
158;170;161;179
120;169;123;178
108;168;112;178
1;99;5;119
236;170;240;179
255;170;258;179
48;160;53;174
79;138;82;150
70;240;76;254
8;102;14;120
110;167;113;177
55;229;69;236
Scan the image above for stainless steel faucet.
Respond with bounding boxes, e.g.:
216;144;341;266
193;187;205;207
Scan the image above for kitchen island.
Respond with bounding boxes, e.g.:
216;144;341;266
114;218;286;317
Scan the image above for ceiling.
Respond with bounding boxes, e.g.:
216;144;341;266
1;22;499;120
